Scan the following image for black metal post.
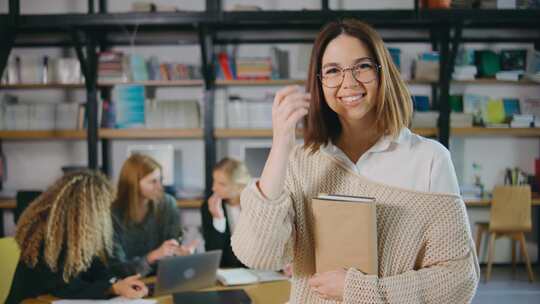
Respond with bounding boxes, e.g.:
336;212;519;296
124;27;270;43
199;26;216;198
99;0;107;13
437;25;451;148
9;0;20;18
85;34;99;170
206;0;221;12
322;0;329;10
88;0;95;14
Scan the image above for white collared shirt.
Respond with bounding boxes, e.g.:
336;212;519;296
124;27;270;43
320;128;460;195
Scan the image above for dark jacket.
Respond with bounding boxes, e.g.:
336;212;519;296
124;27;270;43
6;254;115;304
201;200;245;268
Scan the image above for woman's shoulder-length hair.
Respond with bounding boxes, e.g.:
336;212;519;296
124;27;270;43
303;18;412;153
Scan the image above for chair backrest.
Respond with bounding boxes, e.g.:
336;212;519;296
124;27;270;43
0;237;20;303
15;190;42;223
489;185;532;232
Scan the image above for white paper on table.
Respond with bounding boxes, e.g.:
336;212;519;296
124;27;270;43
52;297;156;304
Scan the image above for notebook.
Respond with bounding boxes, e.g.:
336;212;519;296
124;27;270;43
216;268;288;286
311;194;377;274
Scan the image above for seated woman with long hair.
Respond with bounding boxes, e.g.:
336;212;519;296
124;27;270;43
111;154;195;277
6;170;147;304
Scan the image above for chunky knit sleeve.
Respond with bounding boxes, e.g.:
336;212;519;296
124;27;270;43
342;197;480;303
231;150;300;271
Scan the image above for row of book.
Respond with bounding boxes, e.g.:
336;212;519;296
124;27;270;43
101;85;200;129
462;94;540;127
98;51;202;83
215;47;290;80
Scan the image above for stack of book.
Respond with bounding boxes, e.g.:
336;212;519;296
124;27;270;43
98;51;128;83
510;114;533;128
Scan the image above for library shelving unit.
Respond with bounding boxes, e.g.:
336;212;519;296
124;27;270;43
1;0;539;243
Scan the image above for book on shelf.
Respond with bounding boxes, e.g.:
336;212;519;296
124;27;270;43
113;85;146;129
312;194;377;274
216;268;288;286
485;98;505;125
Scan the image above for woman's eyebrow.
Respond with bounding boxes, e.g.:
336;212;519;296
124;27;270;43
322;57;373;69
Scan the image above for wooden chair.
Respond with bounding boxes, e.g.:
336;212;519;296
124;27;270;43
475;185;534;282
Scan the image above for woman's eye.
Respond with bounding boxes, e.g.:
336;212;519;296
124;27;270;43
324;68;340;75
357;63;373;70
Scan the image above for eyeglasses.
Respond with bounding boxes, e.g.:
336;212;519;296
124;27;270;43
319;59;381;88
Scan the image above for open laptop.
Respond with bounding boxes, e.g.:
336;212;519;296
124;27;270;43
148;250;222;296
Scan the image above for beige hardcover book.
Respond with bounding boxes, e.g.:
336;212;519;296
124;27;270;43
312;194;377;275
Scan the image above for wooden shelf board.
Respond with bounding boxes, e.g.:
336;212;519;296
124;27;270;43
0;80;203;90
98;80;204;87
412;128;438;137
0;198;203;209
216;128;437;138
215;128;304;138
176;199;203;209
453;79;539;85
465;198;540;207
0;130;87;139
216;79;434;86
216;79;305;86
0;198;16;209
0;83;84;89
100;128;204;139
452;127;540;137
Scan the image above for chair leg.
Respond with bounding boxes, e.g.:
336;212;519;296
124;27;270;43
486;232;496;283
511;239;516;275
517;233;535;283
475;225;484;259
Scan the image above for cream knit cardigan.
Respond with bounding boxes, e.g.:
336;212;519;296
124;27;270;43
231;145;480;303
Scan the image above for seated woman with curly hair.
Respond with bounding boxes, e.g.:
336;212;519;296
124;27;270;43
6;170;148;303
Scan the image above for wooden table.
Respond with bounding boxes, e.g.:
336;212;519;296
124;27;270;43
22;280;291;304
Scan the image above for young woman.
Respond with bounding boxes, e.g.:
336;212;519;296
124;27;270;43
231;19;479;303
6;171;147;303
201;157;251;267
111;154;194;277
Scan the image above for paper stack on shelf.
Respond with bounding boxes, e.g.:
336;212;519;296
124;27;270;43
29;104;56;130
453;65;477;80
451;113;474;128
56;103;81;130
411;111;438;128
145;99;200;129
511;114;533;128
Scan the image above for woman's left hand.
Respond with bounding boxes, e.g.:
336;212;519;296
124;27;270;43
308;269;347;301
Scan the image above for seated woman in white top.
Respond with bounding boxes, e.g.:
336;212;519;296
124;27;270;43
201;157;251;267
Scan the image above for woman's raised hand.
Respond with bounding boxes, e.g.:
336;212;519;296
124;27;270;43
259;86;310;200
271;85;310;149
